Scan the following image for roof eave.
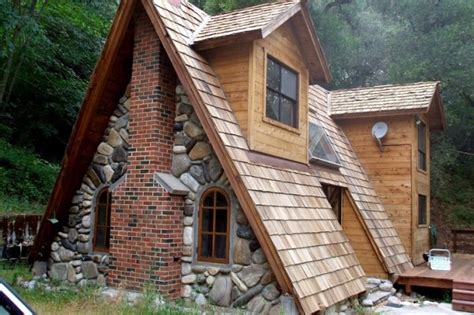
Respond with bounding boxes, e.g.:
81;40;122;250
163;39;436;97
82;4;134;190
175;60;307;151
299;2;331;83
331;107;426;120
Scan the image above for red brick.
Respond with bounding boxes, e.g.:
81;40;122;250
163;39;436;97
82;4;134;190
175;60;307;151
108;7;183;299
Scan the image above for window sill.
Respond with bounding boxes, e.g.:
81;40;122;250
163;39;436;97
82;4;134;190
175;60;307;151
262;116;300;135
192;261;232;272
417;224;429;228
309;157;341;169
417;168;428;175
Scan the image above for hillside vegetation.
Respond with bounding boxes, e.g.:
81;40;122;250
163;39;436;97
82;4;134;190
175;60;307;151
1;0;472;234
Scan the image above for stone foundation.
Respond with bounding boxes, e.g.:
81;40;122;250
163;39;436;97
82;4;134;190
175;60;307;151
172;85;285;313
47;87;130;285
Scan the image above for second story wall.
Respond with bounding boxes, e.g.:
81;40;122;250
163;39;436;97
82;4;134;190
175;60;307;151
205;22;310;164
338;114;432;264
250;23;309;163
338;115;415;258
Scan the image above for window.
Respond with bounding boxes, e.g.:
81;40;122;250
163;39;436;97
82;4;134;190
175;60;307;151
93;188;112;251
322;184;342;223
198;188;230;263
418;194;427;225
417;119;427;170
266;56;298;127
308;122;341;167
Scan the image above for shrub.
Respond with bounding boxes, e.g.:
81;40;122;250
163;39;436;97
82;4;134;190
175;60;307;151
0;140;59;207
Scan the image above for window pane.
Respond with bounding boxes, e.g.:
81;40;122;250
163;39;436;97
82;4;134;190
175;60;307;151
203;193;214;207
201;209;213;232
308;122;341;165
215;235;227;259
215;209;228;233
200;234;213;257
418;195;427;225
96;227;106;249
281;68;297;100
266;58;280;91
97;205;107;225
280;97;296;127
215;192;227;207
266;89;280;121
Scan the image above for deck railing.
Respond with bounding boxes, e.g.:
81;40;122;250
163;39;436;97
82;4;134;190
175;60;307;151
452;229;474;253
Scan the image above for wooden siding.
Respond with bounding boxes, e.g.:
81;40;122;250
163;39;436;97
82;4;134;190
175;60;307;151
342;192;387;278
250;23;309;163
412;113;430;265
338;115;430;264
203;43;251;137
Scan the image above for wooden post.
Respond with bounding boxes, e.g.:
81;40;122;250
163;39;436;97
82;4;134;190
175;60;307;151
453;230;457;253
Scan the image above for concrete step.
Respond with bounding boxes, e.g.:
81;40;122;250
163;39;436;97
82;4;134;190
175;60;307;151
452;299;474;313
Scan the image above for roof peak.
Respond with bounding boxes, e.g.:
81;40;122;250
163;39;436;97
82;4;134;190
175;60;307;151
207;1;299;17
330;81;439;94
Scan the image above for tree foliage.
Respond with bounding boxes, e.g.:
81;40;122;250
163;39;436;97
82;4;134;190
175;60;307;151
0;0;117;160
194;0;474;226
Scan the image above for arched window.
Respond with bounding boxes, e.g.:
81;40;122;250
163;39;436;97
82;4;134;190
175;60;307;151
198;188;230;263
93;188;111;252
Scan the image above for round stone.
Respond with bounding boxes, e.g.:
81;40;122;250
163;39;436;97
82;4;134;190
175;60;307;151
182;263;192;275
82;215;91;228
171;154;191;177
189;142;211;160
182;274;196;284
183;216;193;226
234;238;251;265
107;129;123;147
173;145;187;154
97;142;113;156
183;226;193;246
51;242;59;251
262;283;280;301
183;121;203;138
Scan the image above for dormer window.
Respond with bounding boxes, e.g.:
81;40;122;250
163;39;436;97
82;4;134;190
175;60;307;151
309;122;341;168
266;56;298;128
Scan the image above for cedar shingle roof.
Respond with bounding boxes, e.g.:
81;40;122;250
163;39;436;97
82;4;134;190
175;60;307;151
193;1;299;43
147;1;365;312
330;81;439;117
309;85;413;275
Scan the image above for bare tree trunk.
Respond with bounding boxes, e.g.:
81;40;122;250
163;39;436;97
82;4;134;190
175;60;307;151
5;53;25;104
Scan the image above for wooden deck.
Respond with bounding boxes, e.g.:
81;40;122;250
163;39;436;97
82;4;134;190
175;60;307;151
398;254;474;312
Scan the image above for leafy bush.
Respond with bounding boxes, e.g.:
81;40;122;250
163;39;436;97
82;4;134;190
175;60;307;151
0;140;59;208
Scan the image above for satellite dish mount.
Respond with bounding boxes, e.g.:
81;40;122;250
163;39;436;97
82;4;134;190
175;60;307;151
372;121;388;152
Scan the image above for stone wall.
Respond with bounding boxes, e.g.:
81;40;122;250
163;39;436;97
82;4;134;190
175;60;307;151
172;85;285;313
47;88;130;285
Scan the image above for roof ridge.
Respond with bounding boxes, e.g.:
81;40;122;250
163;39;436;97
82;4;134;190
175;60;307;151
207;1;299;18
330;81;439;93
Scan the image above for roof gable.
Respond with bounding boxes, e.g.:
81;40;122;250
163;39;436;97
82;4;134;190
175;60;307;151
191;1;331;83
330;82;446;130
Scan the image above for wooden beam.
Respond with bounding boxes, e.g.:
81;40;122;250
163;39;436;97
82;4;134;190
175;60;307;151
29;0;137;262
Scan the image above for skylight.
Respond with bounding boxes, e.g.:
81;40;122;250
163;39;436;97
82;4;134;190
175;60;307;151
308;122;341;168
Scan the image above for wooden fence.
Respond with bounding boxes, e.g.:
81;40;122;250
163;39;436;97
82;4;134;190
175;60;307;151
0;214;42;260
452;229;474;253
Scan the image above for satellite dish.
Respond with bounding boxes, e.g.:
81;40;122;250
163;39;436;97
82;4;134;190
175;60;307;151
371;121;388;151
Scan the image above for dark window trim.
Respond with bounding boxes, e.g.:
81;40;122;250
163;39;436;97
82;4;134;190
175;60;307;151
321;184;343;223
418;194;428;226
93;187;112;252
417;119;427;171
197;188;231;264
265;55;299;128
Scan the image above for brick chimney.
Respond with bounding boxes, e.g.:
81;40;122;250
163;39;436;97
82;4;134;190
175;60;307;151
108;7;183;298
